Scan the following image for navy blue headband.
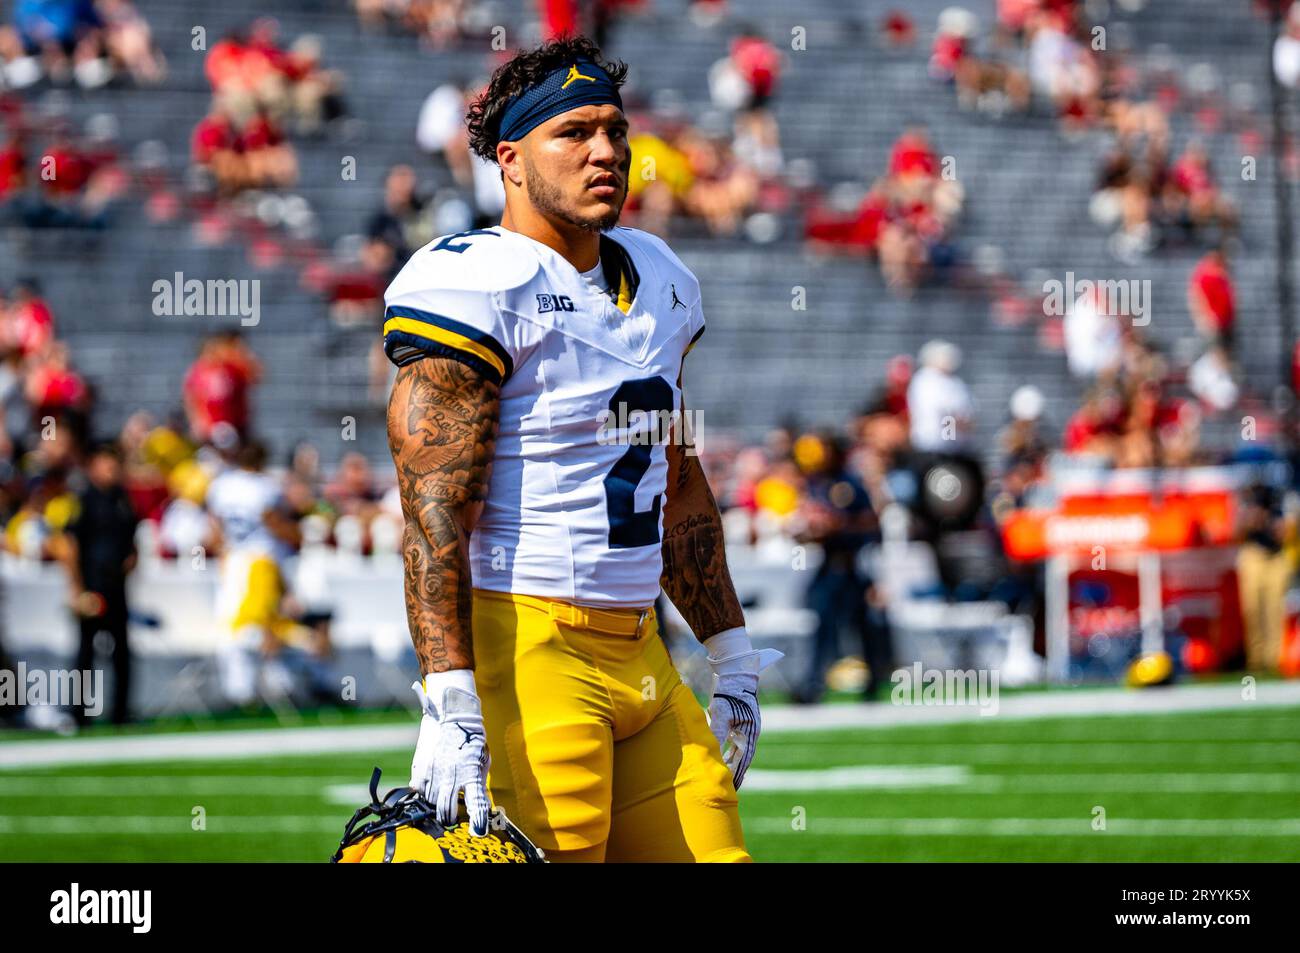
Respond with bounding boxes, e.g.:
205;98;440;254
496;59;623;145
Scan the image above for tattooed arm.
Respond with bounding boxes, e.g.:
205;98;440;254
660;411;745;643
661;395;781;790
387;356;500;676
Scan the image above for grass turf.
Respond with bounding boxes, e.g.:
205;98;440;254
1;705;1297;862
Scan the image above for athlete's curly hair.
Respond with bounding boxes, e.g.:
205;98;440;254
466;36;629;163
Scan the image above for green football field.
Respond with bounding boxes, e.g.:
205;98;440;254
2;704;1298;862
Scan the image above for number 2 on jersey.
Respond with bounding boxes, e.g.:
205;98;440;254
604;377;674;548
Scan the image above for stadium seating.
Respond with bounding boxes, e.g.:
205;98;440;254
3;0;1292;714
0;0;1281;468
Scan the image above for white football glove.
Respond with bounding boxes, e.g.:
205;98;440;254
410;670;491;837
704;628;783;790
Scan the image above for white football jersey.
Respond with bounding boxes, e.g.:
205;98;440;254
383;225;705;608
207;468;288;561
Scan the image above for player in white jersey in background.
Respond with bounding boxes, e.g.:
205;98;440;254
385;36;780;862
207;440;309;707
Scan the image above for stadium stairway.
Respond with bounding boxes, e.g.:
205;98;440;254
0;0;1289;467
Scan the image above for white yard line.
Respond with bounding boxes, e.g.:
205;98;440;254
0;724;415;769
753;742;1300;764
744;765;971;791
762;681;1300;730
744;817;1300;837
0;815;342;834
0;776;359;795
4;768;1297;798
960;773;1300;793
1;681;1296;769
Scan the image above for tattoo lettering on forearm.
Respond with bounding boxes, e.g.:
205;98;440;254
660;447;745;640
388;358;499;676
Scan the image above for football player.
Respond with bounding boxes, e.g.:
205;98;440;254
385;36;780;863
208;441;304;705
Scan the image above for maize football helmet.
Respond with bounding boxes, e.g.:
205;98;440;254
331;768;545;863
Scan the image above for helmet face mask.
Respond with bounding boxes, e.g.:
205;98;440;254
331;768;546;864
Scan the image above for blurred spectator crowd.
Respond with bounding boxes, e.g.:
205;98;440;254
805;125;964;295
192;18;347;196
0;0;164;91
697;329;1300;694
0;94;131;229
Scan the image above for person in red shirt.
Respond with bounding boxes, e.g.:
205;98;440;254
191;110;235;165
1167;141;1237;234
239;108;297;188
998;0;1039;35
1170;142;1215;200
730;33;781;108
888;127;938;179
240;19;293;117
0;136;24;202
192;107;246;192
219;329;262;394
881;354;913;417
1063;388;1123;459
205;25;288;129
1188;246;1236;353
245;18;293;79
804;185;890;253
182;336;228;443
25;341;88;419
182;331;260;443
204;33;250;95
931;31;966;79
40;131;92;196
9;279;55;358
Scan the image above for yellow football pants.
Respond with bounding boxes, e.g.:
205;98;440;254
221;551;294;640
471;588;751;863
230;555;284;632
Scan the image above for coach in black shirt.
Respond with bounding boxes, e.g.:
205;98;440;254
62;442;139;725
